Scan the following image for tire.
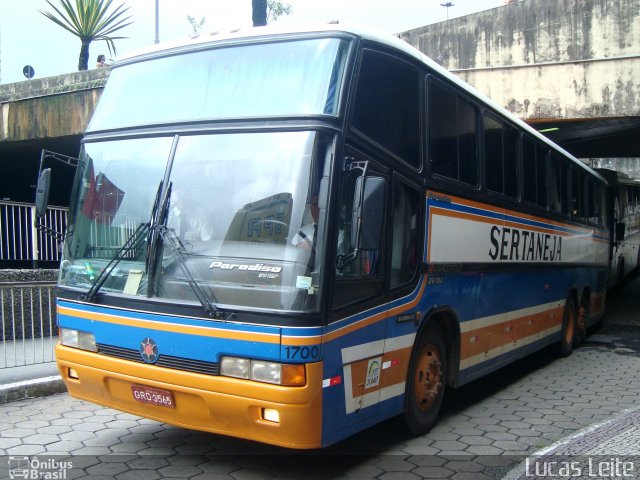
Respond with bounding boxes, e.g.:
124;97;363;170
403;323;447;435
573;298;588;348
557;296;576;357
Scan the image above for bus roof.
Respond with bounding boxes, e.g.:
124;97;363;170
115;23;605;183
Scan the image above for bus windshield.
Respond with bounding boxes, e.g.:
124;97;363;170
59;131;332;313
88;37;349;131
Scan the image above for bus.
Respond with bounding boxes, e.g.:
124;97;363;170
597;168;640;287
41;24;610;449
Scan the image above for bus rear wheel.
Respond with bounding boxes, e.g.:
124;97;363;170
557;297;576;357
403;324;447;435
574;300;588;348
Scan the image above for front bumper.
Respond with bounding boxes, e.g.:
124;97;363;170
56;344;323;449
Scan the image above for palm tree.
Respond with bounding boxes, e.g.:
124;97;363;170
41;0;133;71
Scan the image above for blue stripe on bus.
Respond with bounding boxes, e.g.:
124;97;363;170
439;199;593;237
57;310;282;364
324;278;425;337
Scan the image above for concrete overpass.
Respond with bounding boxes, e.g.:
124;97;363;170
0;0;638;209
399;0;640;160
0;68;109;205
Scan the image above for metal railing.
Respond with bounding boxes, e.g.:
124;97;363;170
0;201;67;264
0;281;57;368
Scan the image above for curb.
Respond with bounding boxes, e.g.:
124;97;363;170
502;405;640;480
0;375;67;404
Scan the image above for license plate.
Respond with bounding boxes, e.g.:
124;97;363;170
131;385;175;408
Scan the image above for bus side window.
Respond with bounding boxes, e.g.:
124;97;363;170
390;179;421;288
587;179;605;226
522;138;537;203
599;184;607;226
571;168;586;219
428;79;479;186
483;114;517;198
351;49;420;168
536;146;548;209
549;155;562;213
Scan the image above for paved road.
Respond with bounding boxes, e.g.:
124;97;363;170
1;276;640;479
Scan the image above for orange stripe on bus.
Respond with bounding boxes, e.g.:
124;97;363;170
432;191;598;235
57;305;281;344
281;335;322;347
322;311;387;343
324;280;426;343
460;306;563;360
430;206;569;237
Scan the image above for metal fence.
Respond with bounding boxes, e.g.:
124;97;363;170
0;281;57;368
0;201;67;264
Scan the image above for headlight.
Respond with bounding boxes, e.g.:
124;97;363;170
220;356;250;379
251;360;282;384
220;356;306;386
60;328;98;352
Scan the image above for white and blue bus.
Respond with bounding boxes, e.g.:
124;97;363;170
597;168;640;287
42;24;609;448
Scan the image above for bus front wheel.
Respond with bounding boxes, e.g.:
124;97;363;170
403;324;447;435
557;297;576;357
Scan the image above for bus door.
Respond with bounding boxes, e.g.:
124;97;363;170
380;174;424;408
324;151;388;431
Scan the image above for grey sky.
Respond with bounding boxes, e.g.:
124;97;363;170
1;0;501;84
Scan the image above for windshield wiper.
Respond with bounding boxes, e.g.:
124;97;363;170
81;180;164;302
81;221;150;302
148;180;228;320
155;225;229;320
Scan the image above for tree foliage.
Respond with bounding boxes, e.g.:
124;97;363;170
41;0;133;71
252;0;292;26
187;15;205;36
267;0;293;23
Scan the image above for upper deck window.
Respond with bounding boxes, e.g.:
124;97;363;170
351;50;420;168
428;79;478;186
88;37;349;131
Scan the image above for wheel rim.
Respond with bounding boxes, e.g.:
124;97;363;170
414;343;443;413
564;306;575;345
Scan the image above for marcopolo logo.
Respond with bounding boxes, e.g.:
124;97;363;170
140;337;159;364
8;456;73;479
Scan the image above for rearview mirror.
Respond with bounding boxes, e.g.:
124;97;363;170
35;168;51;218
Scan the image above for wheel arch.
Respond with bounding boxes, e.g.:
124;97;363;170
418;307;461;388
568;286;580;307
